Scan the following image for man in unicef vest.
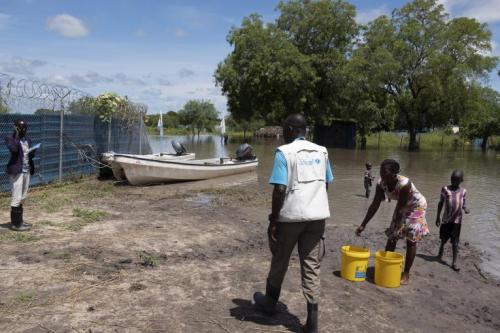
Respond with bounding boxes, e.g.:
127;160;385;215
253;114;333;333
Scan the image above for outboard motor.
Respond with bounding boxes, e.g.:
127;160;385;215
171;140;187;156
235;143;256;161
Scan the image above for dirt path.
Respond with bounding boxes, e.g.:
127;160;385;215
0;175;498;333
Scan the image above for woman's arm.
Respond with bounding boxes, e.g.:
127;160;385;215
356;184;384;235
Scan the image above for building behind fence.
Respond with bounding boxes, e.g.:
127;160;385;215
0;73;151;192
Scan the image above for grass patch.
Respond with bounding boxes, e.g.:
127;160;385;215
363;131;469;151
73;208;107;223
199;187;268;206
47;250;71;260
12;290;36;304
137;250;161;267
2;176;116;213
36;220;57;227
226;131;255;140
57;207;108;231
0;193;11;210
59;222;86;232
0;232;39;243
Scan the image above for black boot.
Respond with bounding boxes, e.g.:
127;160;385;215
10;206;30;231
253;280;281;315
18;205;32;227
303;302;318;333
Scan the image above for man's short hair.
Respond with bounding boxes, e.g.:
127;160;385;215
283;114;307;130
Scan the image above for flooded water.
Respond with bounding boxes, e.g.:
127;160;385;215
150;134;500;277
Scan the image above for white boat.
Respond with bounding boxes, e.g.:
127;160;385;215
115;155;258;185
102;152;195;181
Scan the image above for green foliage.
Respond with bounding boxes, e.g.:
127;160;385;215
357;0;498;150
216;0;498;151
165;111;181;128
72;207;107;223
178;100;219;135
0;95;9;113
145;111;181;131
68;96;96;115
363;131;466;151
34;108;59;115
12;290;36;304
62;208;106;231
344;49;397;148
215;13;317;124
137;250;161;267
461;86;500;151
225;114;265;137
276;0;358;123
92;93;124;122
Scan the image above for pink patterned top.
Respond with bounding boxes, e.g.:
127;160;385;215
378;175;427;211
440;186;467;224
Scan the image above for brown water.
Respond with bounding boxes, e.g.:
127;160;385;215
150;135;500;277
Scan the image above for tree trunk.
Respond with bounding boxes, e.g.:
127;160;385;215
481;135;489;152
408;127;419;151
243;129;247;141
360;136;366;150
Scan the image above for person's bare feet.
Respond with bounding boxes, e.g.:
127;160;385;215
400;272;410;285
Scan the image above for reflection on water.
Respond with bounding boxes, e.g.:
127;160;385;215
149;135;500;277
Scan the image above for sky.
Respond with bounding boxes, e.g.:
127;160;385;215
1;0;499;115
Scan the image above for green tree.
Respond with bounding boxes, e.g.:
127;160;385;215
215;14;316;125
68;96;96;115
0;95;9;113
344;49;396;149
358;0;497;150
34;108;58;115
145;111;180;130
92;93;125;122
461;86;500;152
165;111;181;128
178;100;219;136
225;114;265;139
144;113;160;128
276;0;358;123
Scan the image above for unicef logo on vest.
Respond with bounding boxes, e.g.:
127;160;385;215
298;158;322;166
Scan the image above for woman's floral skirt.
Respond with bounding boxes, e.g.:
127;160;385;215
394;205;429;243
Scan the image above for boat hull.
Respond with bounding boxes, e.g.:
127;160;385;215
102;152;196;181
116;156;258;185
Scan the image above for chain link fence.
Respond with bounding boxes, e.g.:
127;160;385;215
0;73;151;192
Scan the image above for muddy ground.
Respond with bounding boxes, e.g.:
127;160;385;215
0;174;499;333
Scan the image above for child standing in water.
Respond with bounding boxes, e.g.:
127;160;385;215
364;163;374;198
436;170;470;271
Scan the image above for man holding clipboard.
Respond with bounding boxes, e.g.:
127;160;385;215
5;119;39;231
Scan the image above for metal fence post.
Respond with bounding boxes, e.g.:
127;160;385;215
107;116;112;152
59;108;64;181
139;114;143;155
